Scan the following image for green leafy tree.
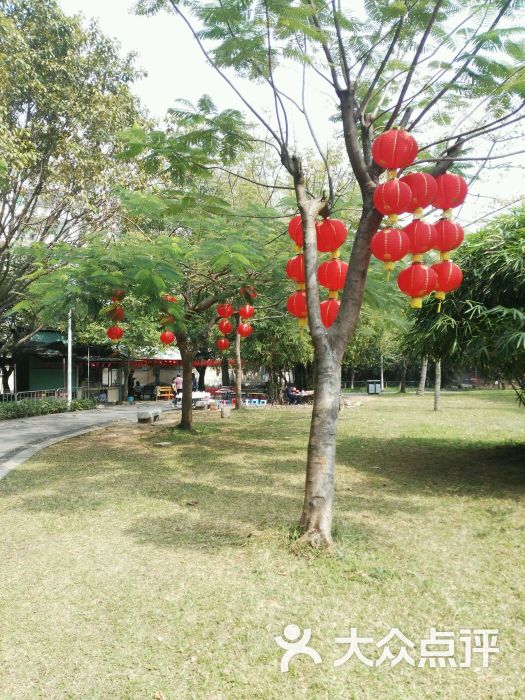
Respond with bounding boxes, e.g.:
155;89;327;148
136;0;525;545
0;0;140;363
404;207;525;405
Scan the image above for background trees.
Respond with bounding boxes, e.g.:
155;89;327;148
0;0;140;365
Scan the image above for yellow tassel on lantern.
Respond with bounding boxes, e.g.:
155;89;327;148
387;168;398;180
435;291;445;313
412;254;424;263
443;208;453;220
386;214;398;225
328;290;339;300
298;283;306;291
440;252;450;261
298;317;307;328
294;244;302;254
409;297;423;309
330;248;341;259
413;207;424;220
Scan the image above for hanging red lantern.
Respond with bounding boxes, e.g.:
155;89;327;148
320;298;340;328
238;304;254;320
218;319;233;335
107;325;124;341
162;294;178;303
370;228;410;269
397;263;438;308
402;220;437;256
160;330;175;345
433;219;464;257
288;214;305;247
371;129;418;170
217;303;234;318
285;254;305;284
237;323;253;338
318;259;348;291
110;289;126;302
217;337;230;351
399;172;437;212
432;173;468;210
287;291;307;318
317;218;347;253
431;261;463;300
374;180;413;216
108;305;125;322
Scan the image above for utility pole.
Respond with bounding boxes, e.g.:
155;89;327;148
67;308;73;410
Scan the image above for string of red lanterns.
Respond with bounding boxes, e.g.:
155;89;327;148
369;127;466;309
215;295;256;352
285;213;348;328
106;289;126;341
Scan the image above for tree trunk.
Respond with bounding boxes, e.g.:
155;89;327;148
299;357;341;547
221;356;230;386
417;356;428;395
380;354;384;391
399;359;407;393
234;330;242;410
179;341;194;430
434;359;441;412
197;366;206;391
350;368;355;390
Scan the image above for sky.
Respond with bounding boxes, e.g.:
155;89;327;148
57;0;524;229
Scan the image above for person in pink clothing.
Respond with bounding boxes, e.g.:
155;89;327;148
172;374;183;407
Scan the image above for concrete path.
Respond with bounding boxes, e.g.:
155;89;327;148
0;402;174;480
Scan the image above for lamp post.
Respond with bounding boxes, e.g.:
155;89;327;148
67;308;73;410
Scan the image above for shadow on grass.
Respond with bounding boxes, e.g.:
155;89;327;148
338;435;525;497
1;414;523;552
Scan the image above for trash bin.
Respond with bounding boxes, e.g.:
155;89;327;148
367;380;381;395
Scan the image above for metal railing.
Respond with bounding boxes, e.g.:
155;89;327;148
1;387;103;403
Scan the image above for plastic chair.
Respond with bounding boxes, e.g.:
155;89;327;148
258;399;267;407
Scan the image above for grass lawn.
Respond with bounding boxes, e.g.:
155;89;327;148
0;391;523;699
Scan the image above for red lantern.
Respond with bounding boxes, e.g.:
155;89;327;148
397;263;438;308
371;129;418;169
285;254;305;284
108;305;125;322
402;220;437;255
218;319;233;335
217;303;234;318
110;289;125;301
238;304;254;320
431;261;463;299
162;294;178;303
320;299;340;328
160;330;175;345
432;173;468;210
288;214;304;247
370;228;410;269
373;180;413;216
287;291;307;318
106;325;124;341
399;172;437;211
318;259;348;291
433;219;464;256
160;313;175;326
217;337;230;351
317;218;347;253
237;323;253;338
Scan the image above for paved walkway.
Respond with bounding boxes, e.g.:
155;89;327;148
0;402;173;479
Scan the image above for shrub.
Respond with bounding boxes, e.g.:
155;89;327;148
0;397;97;421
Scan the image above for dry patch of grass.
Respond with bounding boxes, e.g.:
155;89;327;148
0;392;523;699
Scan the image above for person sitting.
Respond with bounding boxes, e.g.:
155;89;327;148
134;380;141;399
285;383;300;405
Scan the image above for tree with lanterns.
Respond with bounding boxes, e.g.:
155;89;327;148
135;0;525;546
134;0;525;544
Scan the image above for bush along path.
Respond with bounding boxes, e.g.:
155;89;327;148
0;398;96;421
